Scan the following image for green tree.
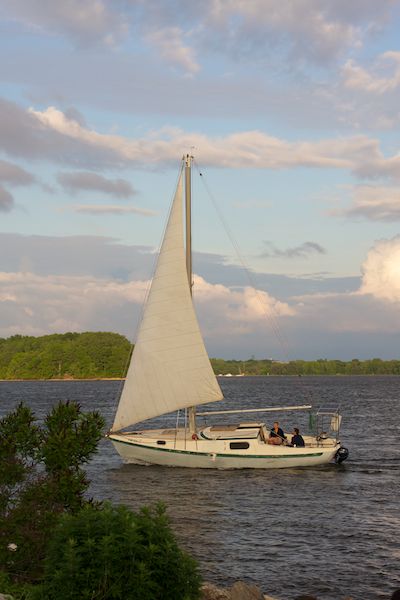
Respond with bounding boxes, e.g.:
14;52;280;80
0;402;105;582
0;332;132;379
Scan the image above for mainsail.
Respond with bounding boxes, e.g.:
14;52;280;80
112;173;223;431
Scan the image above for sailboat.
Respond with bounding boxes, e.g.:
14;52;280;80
107;156;348;469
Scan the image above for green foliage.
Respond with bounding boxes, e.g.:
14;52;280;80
41;502;201;600
0;404;41;503
0;570;37;600
0;332;132;380
1;332;399;379
210;357;400;376
0;406;201;599
0;402;105;583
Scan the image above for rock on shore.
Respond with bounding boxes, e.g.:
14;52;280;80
201;581;278;600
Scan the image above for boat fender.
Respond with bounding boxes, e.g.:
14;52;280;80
335;447;349;464
192;433;199;440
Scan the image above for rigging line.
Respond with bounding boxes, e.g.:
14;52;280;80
193;159;314;405
111;160;185;424
193;159;291;358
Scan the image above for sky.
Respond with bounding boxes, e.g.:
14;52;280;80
1;0;400;360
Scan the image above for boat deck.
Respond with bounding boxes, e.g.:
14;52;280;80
119;422;338;448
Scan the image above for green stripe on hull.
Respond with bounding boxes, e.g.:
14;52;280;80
110;437;324;459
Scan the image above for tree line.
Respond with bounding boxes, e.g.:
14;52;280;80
211;357;400;376
0;333;399;379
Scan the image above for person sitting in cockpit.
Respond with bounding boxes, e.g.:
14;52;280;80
268;421;286;445
291;427;305;447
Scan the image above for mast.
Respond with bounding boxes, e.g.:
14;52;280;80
185;154;197;434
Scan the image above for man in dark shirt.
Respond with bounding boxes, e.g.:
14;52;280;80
291;427;305;447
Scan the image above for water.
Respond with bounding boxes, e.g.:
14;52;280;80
1;376;399;600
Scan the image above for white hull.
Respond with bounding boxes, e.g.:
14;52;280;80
108;427;341;470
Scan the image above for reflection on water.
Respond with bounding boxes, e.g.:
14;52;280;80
1;376;399;600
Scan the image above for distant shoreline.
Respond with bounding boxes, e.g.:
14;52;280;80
2;373;400;383
0;377;126;382
2;333;400;378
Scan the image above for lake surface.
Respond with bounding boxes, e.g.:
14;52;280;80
1;376;399;600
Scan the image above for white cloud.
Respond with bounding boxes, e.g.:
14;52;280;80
193;274;294;319
72;204;157;216
342;185;400;221
342;51;400;94
0;99;397;190
58;171;136;198
27;105;389;174
0;0;127;46
2;0;394;69
0;270;294;340
0;271;149;338
1;239;400;357
208;0;359;64
0;159;35;185
145;27;200;75
359;236;400;302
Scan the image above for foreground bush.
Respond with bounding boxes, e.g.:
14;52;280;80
40;502;201;600
0;570;37;599
0;402;104;582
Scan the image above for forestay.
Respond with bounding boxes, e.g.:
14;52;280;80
112;173;223;431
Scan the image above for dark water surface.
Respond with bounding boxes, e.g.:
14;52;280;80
1;376;399;600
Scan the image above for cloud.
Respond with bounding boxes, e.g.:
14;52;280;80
0;160;36;211
0;271;148;338
2;232;399;358
57;171;136;198
1;99;399;180
0;159;35;186
2;0;395;70
359;236;400;302
145;27;200;75
261;241;326;259
0;0;128;46
0;233;360;300
0;233;155;280
11;102;388;174
335;50;400;129
206;0;359;66
192;274;294;335
0;186;14;212
0;270;294;342
2;265;394;359
342;185;400;221
0;98;138;169
352;155;400;181
134;0;392;68
342;51;400;95
63;107;87;127
72;204;157;216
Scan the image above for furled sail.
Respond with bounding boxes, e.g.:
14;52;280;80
112;173;223;431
